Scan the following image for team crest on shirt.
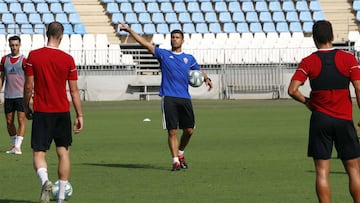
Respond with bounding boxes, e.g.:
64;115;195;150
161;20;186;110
183;57;188;64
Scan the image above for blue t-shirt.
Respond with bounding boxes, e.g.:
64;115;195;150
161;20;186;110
154;46;200;99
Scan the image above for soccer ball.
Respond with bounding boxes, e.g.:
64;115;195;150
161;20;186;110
52;180;73;200
188;70;204;87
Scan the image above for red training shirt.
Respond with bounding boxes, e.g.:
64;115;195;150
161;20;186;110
291;49;360;120
25;46;77;112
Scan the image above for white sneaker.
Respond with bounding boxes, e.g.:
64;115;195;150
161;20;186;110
6;146;22;155
40;180;53;203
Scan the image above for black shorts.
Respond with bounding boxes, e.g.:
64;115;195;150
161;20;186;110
161;96;195;130
4;98;24;114
308;110;360;160
31;112;72;151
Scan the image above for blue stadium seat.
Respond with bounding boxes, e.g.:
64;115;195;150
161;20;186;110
263;22;276;33
165;12;178;23
157;23;169;34
242;2;254;12
236;22;250;33
296;1;309;11
63;23;73;34
228;2;241;13
111;13;124;24
143;23;156;34
147;2;160;13
106;2;119;14
124;13;139;24
21;23;33;34
209;22;221;33
4;0;17;3
2;13;15;24
74;23;87;34
179;12;192;23
0;24;6;34
55;13;68;24
255;1;268;12
169;23;182;31
313;11;325;21
289;22;302;32
309;1;322;11
195;23;208;34
160;2;173;13
37;3;50;14
183;23;195;34
219;12;232;23
0;2;9;13
354;1;360;11
269;1;282;12
69;13;82;24
134;2;146;13
101;0;113;3
34;23;46;34
42;13;54;24
276;22;289;33
29;13;42;24
273;11;286;22
125;13;138;24
46;0;60;4
9;2;23;13
18;0;31;3
173;2;186;13
282;1;295;12
119;3;132;13
303;21;313;33
215;2;227;12
200;2;213;12
32;0;45;3
357;11;360;21
138;12;152;24
7;24;20;34
299;11;313;22
152;13;165;24
15;13;28;24
192;12;205;23
286;11;299;22
187;2;200;13
232;12;246;23
246;11;259;23
259;11;272;23
50;2;63;14
205;12;218;23
223;22;236;33
23;3;36;14
250;22;262;33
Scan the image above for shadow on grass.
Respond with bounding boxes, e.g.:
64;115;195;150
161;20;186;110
306;170;347;175
82;163;169;171
0;200;37;203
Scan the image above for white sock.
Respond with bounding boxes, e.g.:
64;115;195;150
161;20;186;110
172;157;179;163
15;136;23;148
58;180;68;200
37;168;49;185
178;150;184;156
10;135;16;146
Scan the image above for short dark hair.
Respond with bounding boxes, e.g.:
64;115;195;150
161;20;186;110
170;29;184;39
312;20;333;45
46;21;64;39
8;35;21;43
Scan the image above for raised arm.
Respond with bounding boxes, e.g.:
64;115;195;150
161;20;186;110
119;23;155;54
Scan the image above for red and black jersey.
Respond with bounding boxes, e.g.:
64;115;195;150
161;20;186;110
291;48;360;120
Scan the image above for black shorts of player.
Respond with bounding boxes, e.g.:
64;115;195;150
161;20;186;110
31;112;72;151
308;110;360;160
4;98;24;114
162;96;195;130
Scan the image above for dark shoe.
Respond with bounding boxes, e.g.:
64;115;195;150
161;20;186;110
171;162;181;171
178;155;188;169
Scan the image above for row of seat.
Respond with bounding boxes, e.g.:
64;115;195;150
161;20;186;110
0;22;86;35
0;2;76;14
104;0;322;14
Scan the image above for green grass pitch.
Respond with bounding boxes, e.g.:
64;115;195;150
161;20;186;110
0;99;357;203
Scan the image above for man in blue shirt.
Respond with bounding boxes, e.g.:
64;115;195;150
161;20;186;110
120;23;213;171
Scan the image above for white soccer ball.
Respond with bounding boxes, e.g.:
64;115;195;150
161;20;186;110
188;70;204;87
52;180;73;200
